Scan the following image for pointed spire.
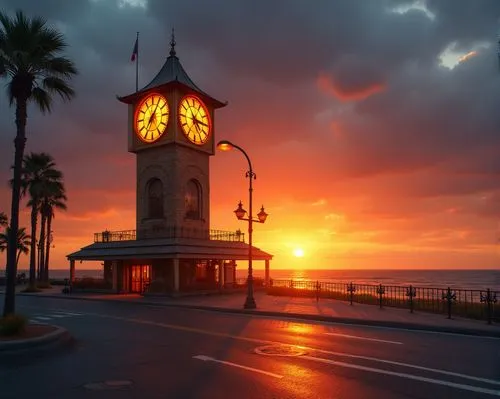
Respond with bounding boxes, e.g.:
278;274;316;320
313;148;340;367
170;28;176;57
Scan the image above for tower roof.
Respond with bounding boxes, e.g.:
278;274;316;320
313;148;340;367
118;30;227;108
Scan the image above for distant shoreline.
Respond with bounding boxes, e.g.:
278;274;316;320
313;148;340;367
2;268;498;291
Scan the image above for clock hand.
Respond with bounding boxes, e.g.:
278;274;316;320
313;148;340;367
148;102;160;129
193;119;201;132
195;119;208;127
147;112;156;129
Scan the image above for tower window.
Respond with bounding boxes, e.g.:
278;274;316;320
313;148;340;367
147;178;164;219
185;179;201;220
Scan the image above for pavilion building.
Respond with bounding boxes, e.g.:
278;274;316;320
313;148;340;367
67;35;272;294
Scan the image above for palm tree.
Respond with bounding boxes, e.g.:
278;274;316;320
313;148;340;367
42;188;67;283
20;153;63;288
0;212;7;228
0;227;31;268
38;180;66;284
0;11;77;316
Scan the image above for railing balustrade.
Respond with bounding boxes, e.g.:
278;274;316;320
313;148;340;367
268;279;499;324
94;227;245;243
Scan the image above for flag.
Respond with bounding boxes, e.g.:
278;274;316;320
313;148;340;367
131;36;138;62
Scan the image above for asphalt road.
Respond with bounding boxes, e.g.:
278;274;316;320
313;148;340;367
1;294;499;399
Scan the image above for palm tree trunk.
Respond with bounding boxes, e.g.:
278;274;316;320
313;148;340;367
37;239;41;280
44;214;52;282
28;204;38;289
3;99;28;317
16;249;21;268
38;211;46;284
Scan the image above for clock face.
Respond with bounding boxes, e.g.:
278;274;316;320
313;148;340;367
135;94;169;143
178;95;211;145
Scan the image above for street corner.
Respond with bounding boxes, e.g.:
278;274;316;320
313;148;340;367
0;323;75;363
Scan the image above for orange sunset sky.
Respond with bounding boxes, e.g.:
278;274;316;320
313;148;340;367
1;0;500;271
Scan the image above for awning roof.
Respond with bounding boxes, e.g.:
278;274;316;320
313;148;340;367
67;238;273;261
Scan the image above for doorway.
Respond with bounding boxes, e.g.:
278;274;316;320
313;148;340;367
131;265;151;293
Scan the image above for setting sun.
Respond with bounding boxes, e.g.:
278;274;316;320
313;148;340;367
293;248;305;258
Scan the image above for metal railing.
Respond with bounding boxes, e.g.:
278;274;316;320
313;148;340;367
268;279;499;324
94;227;245;243
94;230;136;242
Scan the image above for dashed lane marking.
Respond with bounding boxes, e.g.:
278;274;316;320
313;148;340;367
323;332;403;345
193;355;283;379
18;306;500;391
299;355;500;397
29;311;83;324
80;311;500;388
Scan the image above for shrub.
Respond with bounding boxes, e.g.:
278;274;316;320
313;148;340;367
0;314;27;336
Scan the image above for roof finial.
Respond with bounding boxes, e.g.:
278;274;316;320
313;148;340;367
170;28;176;57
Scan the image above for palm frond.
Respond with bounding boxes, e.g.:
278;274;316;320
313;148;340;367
0;225;31;252
31;86;52;113
0;10;77;113
41;57;78;78
0;211;7;227
42;76;74;101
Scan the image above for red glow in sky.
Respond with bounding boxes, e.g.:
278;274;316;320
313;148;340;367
1;1;500;271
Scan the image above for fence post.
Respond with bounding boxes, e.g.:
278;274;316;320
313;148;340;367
316;280;320;303
442;287;456;319
406;285;416;313
377;284;385;309
347;282;356;305
480;289;497;325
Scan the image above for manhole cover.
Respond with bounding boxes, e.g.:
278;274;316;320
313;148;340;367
254;344;306;357
83;380;133;390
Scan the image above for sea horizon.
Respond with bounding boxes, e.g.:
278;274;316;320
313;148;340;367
4;268;498;291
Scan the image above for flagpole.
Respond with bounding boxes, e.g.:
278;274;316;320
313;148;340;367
135;31;139;92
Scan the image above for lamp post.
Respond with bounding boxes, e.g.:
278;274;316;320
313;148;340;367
217;140;268;309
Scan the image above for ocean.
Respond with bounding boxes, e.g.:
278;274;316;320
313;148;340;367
6;268;499;291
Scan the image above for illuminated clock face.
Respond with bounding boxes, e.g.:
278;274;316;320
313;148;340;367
178;95;211;145
135;94;169;143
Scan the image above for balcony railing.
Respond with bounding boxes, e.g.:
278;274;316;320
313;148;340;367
94;230;136;243
94;227;245;243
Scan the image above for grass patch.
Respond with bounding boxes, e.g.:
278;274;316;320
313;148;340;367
0;314;27;337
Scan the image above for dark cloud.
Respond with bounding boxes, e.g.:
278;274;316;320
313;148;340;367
426;0;500;49
0;0;500;269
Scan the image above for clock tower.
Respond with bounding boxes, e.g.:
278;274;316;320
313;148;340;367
118;33;227;240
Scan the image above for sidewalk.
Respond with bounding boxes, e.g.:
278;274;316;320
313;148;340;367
13;287;500;337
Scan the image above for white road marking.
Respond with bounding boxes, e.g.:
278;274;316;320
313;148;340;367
207;312;500;341
300;354;500;396
303;346;500;386
193;355;283;379
33;316;52;320
19;303;500;340
55;312;82;316
18;305;500;388
49;314;68;318
324;332;403;345
91;312;500;387
29;319;47;324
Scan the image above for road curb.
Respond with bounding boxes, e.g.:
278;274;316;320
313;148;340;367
0;325;72;358
17;293;500;339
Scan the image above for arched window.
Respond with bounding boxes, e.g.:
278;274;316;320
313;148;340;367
147;178;163;219
185;179;201;220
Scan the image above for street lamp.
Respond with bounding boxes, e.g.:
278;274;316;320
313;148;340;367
217;140;268;309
